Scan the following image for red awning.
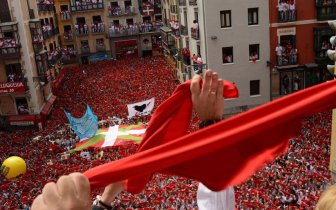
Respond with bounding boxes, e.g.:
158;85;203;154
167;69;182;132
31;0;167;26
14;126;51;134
40;95;57;116
8;115;37;126
115;40;137;47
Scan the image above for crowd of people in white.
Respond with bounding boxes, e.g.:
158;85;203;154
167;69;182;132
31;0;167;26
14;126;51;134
277;0;296;22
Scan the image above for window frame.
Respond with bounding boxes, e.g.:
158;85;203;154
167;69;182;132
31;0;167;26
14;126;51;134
222;46;234;64
250;80;260;96
220;10;232;28
249;44;260;62
248;8;259;25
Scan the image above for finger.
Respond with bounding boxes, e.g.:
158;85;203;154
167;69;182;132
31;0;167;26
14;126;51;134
57;175;77;199
190;74;202;95
217;79;224;100
31;195;44;210
42;182;61;205
210;73;219;95
202;70;213;93
68;173;91;202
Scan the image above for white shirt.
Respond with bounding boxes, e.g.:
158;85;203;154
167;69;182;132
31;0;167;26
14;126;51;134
197;183;235;210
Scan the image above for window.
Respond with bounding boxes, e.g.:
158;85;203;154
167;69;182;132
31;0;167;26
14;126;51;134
220;10;231;28
250;80;260;96
249;44;260;61
222;47;233;64
248;8;258;25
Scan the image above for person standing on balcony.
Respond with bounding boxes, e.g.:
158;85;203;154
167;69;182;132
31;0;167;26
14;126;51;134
289;0;295;21
275;44;283;66
277;1;284;21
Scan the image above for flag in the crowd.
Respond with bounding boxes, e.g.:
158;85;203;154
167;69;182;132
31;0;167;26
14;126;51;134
127;98;155;118
64;105;98;140
73;123;146;151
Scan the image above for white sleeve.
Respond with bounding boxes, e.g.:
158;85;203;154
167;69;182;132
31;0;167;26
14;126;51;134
197;183;235;210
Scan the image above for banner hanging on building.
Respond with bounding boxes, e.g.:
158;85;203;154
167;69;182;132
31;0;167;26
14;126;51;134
0;82;26;94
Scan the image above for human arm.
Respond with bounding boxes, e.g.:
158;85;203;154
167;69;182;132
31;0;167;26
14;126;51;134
31;173;91;210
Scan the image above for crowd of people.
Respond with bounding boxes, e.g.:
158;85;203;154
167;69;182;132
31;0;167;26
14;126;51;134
108;5;136;16
275;41;298;66
60;10;71;20
277;0;296;22
0;55;335;209
108;21;162;36
0;38;18;49
91;22;105;33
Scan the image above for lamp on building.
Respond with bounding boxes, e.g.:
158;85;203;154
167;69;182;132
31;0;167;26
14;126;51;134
328;20;336;31
210;36;217;40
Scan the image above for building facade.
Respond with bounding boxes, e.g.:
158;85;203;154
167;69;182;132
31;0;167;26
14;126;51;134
0;0;61;129
54;0;162;64
269;0;334;99
162;0;270;114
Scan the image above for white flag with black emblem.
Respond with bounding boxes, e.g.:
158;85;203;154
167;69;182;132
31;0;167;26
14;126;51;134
127;98;155;118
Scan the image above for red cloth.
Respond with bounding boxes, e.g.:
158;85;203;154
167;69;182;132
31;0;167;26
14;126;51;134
84;79;336;193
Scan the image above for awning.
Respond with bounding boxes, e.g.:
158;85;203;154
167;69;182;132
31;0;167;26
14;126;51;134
40;95;57;116
8;115;37;126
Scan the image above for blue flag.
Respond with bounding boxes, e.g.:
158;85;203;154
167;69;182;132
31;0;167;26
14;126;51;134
65;105;98;140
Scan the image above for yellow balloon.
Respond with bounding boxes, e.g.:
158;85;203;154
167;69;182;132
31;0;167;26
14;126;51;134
1;156;26;179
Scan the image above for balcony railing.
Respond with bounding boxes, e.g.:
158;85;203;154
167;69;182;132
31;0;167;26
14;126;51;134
191;27;199;40
76;29;89;36
108;25;161;38
37;3;54;12
81;47;90;54
181;26;188;35
189;0;197;6
0;46;21;61
91;25;105;34
62;56;78;64
170;5;178;14
33;42;44;53
60;11;71;21
108;6;136;17
96;45;106;52
70;2;104;12
63;32;74;41
191;64;207;74
278;9;297;23
171;29;180;37
276;53;298;67
179;0;186;6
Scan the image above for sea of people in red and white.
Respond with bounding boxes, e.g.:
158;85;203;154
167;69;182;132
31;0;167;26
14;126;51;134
0;55;334;209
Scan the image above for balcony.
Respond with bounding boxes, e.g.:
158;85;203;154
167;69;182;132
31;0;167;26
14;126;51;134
91;24;105;34
154;5;162;14
75;28;89;36
191;64;207;74
0;46;21;61
81;46;90;54
62;56;78;64
170;5;178;14
189;0;197;6
108;6;137;17
60;11;71;21
278;9;297;23
181;26;188;36
96;45;106;52
63;32;74;41
316;0;336;20
191;27;199;40
42;27;59;40
108;24;160;38
70;1;104;12
171;29;180;38
179;0;186;6
276;53;298;67
314;27;334;65
37;3;54;12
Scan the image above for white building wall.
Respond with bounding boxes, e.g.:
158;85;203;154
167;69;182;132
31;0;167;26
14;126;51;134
203;0;270;111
